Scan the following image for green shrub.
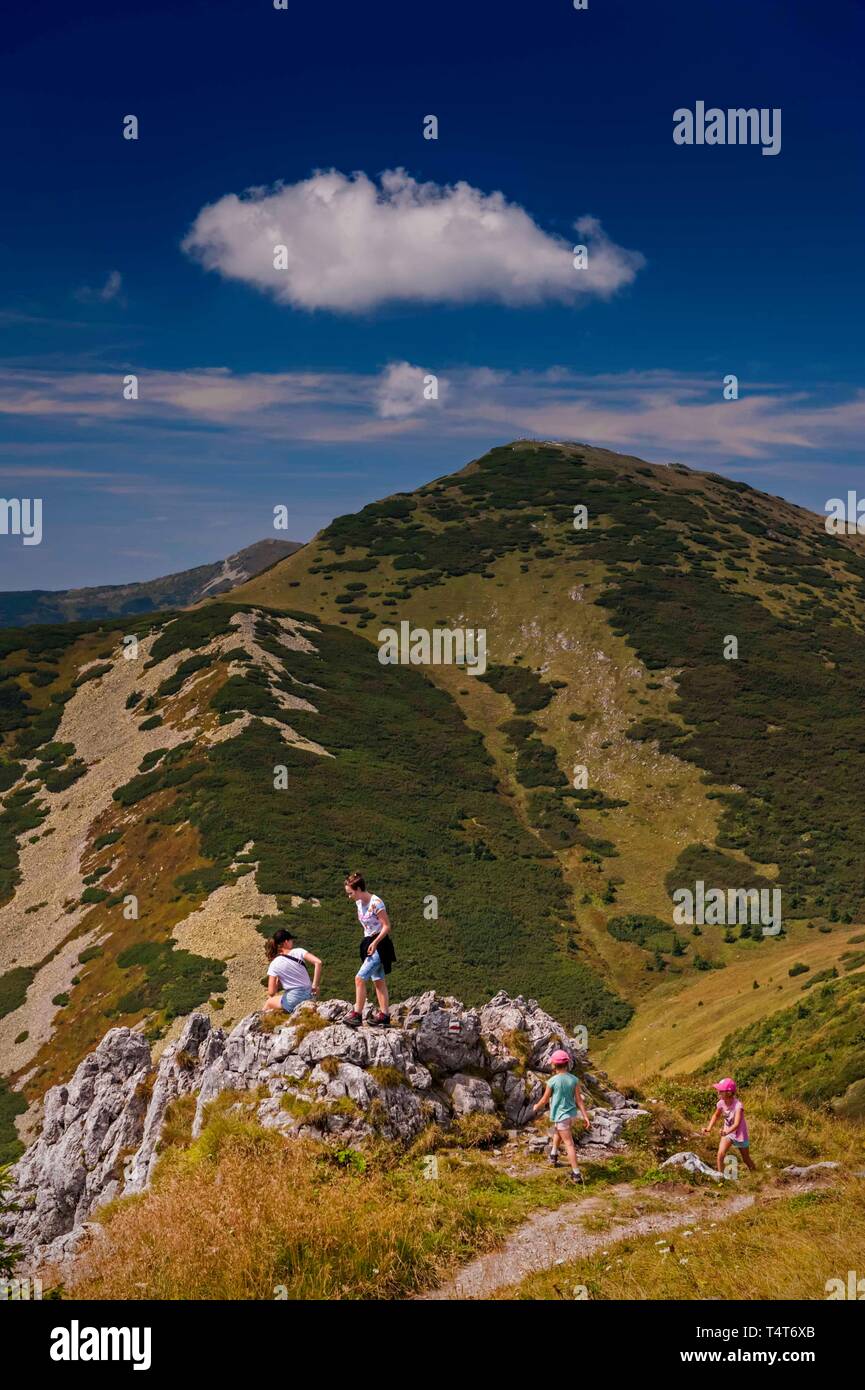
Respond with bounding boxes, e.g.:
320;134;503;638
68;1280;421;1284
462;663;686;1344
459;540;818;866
0;1076;25;1167
478;664;556;714
75;662;112;686
81;886;110;904
0;966;35;1020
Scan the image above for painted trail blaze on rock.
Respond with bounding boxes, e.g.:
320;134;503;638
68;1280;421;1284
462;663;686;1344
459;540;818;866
2;989;647;1272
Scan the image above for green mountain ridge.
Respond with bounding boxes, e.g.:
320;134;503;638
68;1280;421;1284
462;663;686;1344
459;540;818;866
1;440;864;1163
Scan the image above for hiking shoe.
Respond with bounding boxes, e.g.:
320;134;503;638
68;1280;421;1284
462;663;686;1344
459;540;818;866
369;1011;391;1028
570;1168;583;1184
344;1010;364;1029
548;1148;559;1167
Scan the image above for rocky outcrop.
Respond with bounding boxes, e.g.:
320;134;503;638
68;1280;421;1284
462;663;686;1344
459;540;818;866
2;991;646;1272
4;1029;153;1263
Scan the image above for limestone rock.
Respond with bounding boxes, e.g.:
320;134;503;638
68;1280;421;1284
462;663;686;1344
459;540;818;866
499;1070;541;1125
661;1150;727;1181
4;1027;152;1270
412;1002;485;1072
127;1014;221;1193
4;990;638;1271
443;1073;496;1116
780;1161;840;1179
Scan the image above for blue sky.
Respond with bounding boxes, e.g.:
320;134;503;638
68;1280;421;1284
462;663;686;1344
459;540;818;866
1;0;863;588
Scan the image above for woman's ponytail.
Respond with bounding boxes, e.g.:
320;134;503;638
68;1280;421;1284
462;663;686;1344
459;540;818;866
265;927;293;961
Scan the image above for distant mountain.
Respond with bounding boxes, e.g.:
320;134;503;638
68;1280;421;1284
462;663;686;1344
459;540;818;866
0;539;303;627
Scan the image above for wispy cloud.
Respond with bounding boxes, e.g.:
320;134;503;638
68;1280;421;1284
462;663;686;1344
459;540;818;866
73;270;126;306
0;464;119;477
182;168;644;313
0;363;863;467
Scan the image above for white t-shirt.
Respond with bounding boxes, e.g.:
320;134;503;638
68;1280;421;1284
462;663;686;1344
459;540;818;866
357;894;386;938
267;948;310;992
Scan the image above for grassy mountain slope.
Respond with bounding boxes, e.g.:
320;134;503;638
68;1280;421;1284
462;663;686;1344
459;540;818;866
3;440;865;1164
0;539;302;627
704;970;865;1118
235;440;865;1093
0;592;625;1161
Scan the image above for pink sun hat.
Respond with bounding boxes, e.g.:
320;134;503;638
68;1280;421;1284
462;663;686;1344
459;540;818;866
550;1049;571;1065
712;1078;737;1093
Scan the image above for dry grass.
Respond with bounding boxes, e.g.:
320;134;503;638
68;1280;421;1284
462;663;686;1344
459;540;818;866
65;1104;564;1301
156;1094;197;1152
368;1064;409;1090
501;1029;532;1074
287;1007;330;1042
257;1010;290;1033
406;1113;506;1157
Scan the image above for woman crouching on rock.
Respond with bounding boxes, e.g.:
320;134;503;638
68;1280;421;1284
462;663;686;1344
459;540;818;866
263;927;322;1014
343;871;396;1028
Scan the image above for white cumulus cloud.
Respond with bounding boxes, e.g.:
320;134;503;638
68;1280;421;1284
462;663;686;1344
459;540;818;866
181;168;644;312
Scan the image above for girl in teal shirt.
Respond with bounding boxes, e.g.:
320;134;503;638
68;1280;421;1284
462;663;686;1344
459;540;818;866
530;1049;591;1182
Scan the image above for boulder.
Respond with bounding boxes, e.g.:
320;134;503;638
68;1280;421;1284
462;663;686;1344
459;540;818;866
443;1074;496;1116
780;1161;841;1179
584;1107;627;1147
499;1070;542;1125
311;1060;378;1108
661;1151;727;1181
296;1022;368;1068
412;1002;485;1072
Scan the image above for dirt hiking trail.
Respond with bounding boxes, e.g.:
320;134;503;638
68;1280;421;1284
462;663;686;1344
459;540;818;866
421;1177;832;1300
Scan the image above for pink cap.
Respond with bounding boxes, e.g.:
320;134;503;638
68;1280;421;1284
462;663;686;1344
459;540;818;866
550;1049;571;1065
713;1078;736;1093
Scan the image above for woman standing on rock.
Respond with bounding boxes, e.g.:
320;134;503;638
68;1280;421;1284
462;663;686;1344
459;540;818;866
343;871;396;1028
263;927;322;1014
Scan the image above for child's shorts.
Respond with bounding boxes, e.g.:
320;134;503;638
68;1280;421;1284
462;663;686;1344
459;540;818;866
728;1138;750;1149
357;949;385;982
554;1116;576;1133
